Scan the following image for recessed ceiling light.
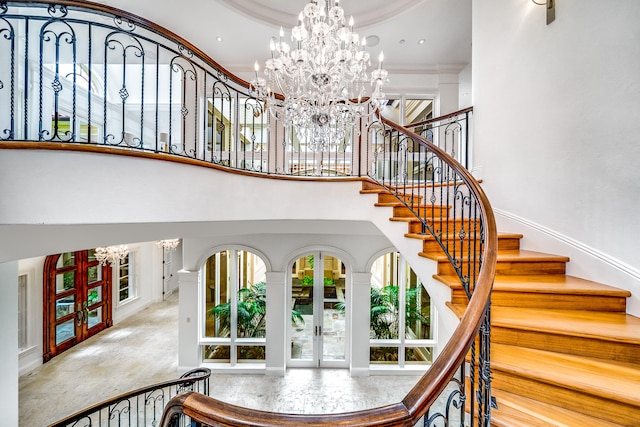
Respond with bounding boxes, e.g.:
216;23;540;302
365;35;380;47
418;39;426;45
216;36;223;42
399;39;406;44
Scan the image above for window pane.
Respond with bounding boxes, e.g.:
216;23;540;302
370;347;398;364
404;98;433;125
87;307;102;329
205;251;231;338
237;346;265;362
370;284;399;339
119;288;129;301
55;296;75;319
56;271;75;293
88;286;102;305
405;269;431;340
87;265;102;284
55;319;75;345
56;252;76;268
405;347;433;364
203;345;230;363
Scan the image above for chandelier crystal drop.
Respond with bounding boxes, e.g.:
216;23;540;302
94;245;128;266
250;0;388;152
156;239;180;251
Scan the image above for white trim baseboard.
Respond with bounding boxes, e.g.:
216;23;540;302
495;208;640;282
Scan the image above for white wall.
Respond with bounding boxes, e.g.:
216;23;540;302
473;0;640;314
17;257;45;376
0;261;19;427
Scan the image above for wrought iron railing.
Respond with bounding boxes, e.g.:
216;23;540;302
3;1;495;426
48;368;211;427
0;0;471;177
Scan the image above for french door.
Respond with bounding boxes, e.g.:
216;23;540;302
43;249;112;361
289;252;348;368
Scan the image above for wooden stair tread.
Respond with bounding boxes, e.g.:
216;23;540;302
421;249;570;263
491;389;625;427
491;343;640;406
490;306;640;344
446;303;640;344
435;274;631;296
406;232;521;241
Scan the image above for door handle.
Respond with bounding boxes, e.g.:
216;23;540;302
75;303;85;326
75;302;89;326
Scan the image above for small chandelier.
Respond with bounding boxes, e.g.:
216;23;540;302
95;245;128;266
156;239;180;251
250;0;388;152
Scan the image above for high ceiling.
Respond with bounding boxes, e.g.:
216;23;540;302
104;0;471;75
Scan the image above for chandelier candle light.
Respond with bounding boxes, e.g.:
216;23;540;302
94;245;128;266
250;0;388;152
156;239;180;251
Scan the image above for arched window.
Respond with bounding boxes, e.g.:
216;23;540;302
369;252;435;367
201;249;267;366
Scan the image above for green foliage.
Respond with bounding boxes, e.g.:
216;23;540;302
369;285;430;340
208;281;304;338
323;277;335;286
301;275;314;285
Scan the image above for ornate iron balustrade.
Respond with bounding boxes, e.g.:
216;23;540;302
48;368;211;427
0;1;471;177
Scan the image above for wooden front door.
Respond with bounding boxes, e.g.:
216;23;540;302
43;249;112;361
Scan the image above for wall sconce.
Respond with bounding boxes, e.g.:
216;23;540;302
532;0;555;25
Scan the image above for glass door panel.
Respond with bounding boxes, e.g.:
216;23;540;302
290;254;315;362
55;271;75;293
289;253;347;368
55;319;76;345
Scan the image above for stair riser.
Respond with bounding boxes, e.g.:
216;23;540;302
377;192;422;205
451;291;628;312
492;327;640;365
409;219;481;234
436;260;567;276
422;237;520;256
491;370;640;426
393;205;447;218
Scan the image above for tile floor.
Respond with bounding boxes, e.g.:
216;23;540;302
19;292;433;427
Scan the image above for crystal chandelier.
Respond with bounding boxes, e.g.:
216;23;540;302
94;245;128;266
156;239;180;251
250;0;388;152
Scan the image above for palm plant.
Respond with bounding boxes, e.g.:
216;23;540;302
208;281;303;339
369;285;430;340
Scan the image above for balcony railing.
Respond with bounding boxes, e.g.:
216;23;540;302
2;1;495;426
0;0;471;178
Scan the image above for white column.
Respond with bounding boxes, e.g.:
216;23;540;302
350;272;371;376
438;73;460;115
265;271;286;376
0;261;19;425
178;270;199;374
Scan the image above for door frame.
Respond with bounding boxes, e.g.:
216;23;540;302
43;250;113;362
287;250;349;369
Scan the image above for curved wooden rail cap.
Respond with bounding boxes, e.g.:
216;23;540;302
161;392;416;427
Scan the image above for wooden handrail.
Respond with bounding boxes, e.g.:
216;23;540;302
407;107;473;129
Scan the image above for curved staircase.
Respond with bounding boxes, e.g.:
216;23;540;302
362;181;640;427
